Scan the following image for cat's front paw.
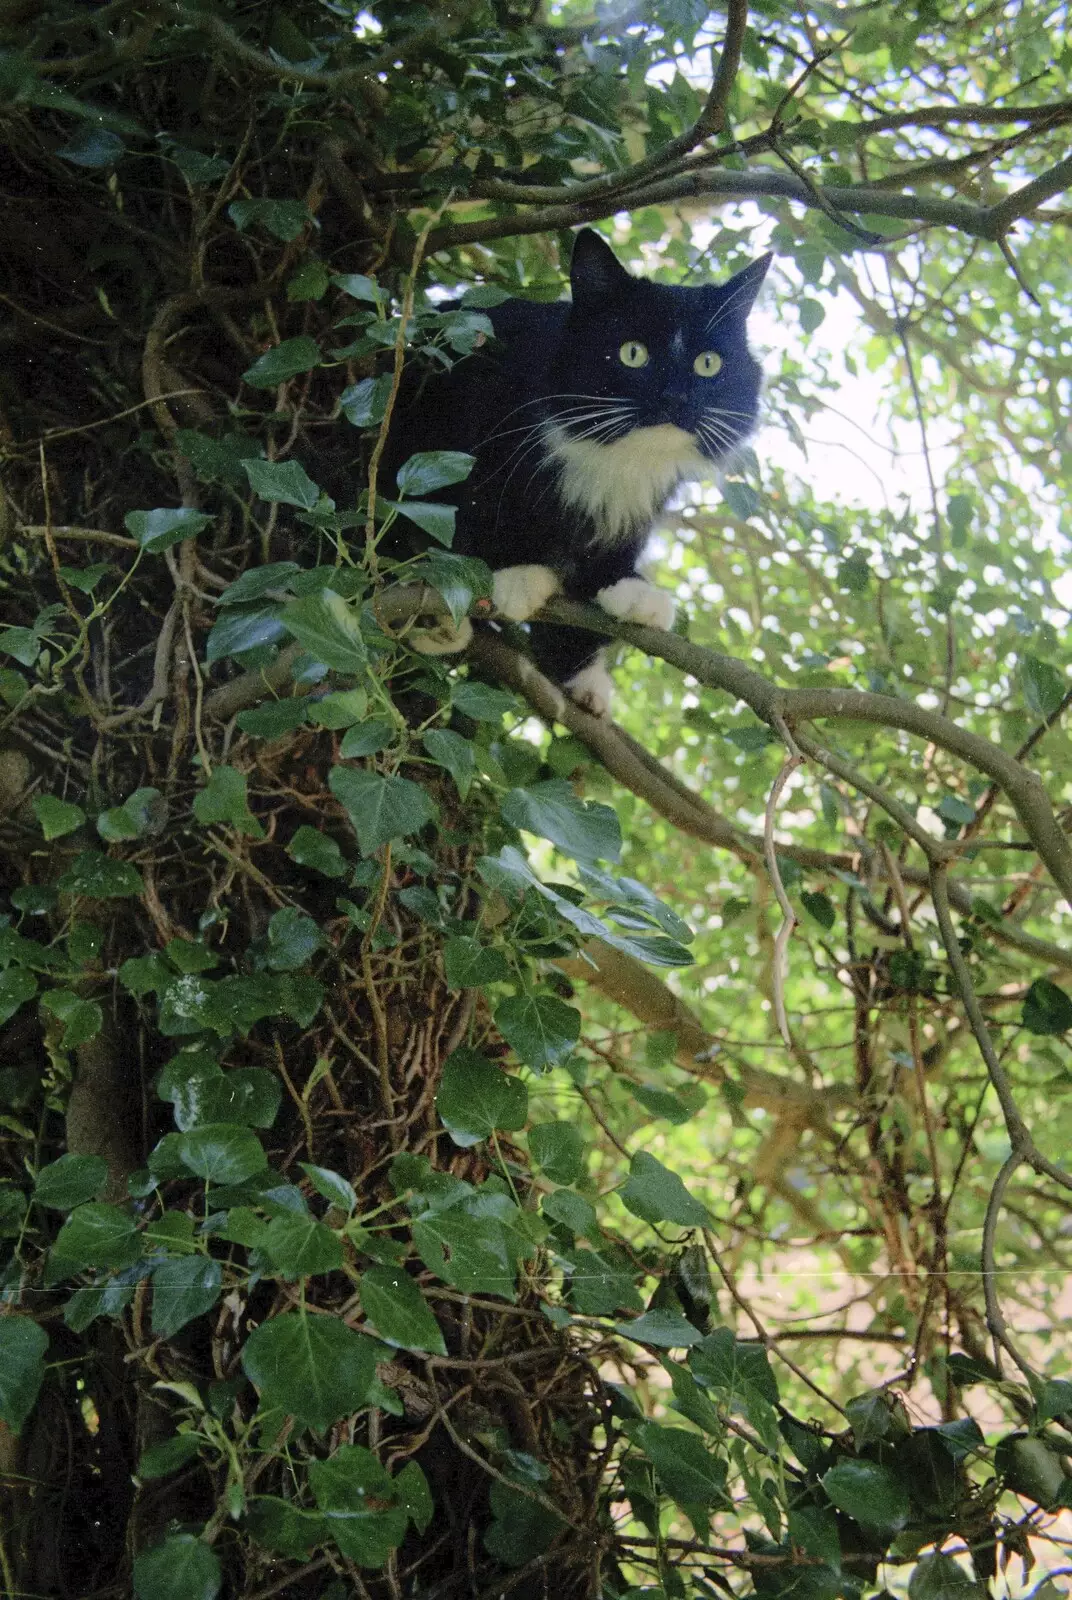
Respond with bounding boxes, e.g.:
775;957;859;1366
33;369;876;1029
493;564;561;622
596;577;675;631
565;657;613;718
407;616;474;655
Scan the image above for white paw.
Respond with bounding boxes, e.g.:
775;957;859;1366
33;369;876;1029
565;657;613;718
596;577;675;630
493;564;561;622
408;616;474;655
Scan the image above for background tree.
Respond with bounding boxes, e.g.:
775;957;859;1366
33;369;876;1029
1;3;1072;1597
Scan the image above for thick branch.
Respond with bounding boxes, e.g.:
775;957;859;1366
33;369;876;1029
538;598;1072;906
430;158;1072;253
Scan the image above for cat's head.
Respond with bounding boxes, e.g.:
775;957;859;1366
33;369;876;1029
547;228;770;464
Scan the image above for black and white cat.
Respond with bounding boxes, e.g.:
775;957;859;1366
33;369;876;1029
391;228;770;714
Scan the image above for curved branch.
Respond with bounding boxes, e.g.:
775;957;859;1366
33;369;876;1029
538;597;1072;905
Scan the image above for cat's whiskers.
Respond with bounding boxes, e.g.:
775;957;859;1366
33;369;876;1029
704;275;764;334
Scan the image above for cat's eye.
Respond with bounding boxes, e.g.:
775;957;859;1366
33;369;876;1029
694;350;723;377
619;341;649;368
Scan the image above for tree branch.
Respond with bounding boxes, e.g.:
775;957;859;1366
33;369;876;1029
538;598;1072;905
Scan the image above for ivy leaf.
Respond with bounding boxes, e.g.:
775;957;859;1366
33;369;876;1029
561;1245;642;1315
801;890;836;930
235;700;310;738
124;507;213;554
409;552;492;621
330;766;437;855
395;450;475;496
97;787;167;842
132;1533;221;1600
299;1163;357;1213
0;966;38;1025
359;1265;447;1354
261;1214;344;1278
1022;978;1072;1035
151;1257;223;1338
340;375;393;427
412;1207;515;1297
228;197;310;240
177;1124;268;1184
242;337;321;388
635;1421;728;1510
494;993;580;1072
450;681;519;722
501;780;621;863
1021;655;1066;719
32;794;85;840
242;457;321;510
907;1553;985;1598
57;851;144;899
0;1318;48;1432
821;1458;911;1536
57;126;125;167
205;605;287;664
33;1153;109;1210
423;729;475;799
620;1151;709;1228
616;1310;704;1349
287;258;330;301
287;825;349;878
52;1203;143;1270
339;719;395;759
528;1122;584;1185
192;766;264;838
241;1313;378;1430
39;989;102;1048
484;1480;565;1568
136;1433;205;1480
263;907;324;970
281;591;367;673
309;1446;409;1567
442;935;508;990
437;1047;528;1146
384;499;457;548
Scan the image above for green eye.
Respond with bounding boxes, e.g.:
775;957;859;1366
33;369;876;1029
619;340;649;368
693;350;723;377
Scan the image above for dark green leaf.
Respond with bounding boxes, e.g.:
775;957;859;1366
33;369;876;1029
243;337;321;388
218;562;301;605
57;851;144;902
821;1458;910;1535
528;1122;584;1185
0;1317;48;1432
616;1310;704;1348
264;907;324;970
437;1047;528;1145
205;605;287;664
32;794;85;840
395;450;475;496
243;458;321;509
801;890;836;930
235;699;310;738
620;1152;709;1228
908;1552;984;1598
330;766;437;855
338;718;395;758
40;989;102;1049
636;1421;727;1508
494;993;580;1072
281;591;367;672
333;273;387;303
1021;655;1066;719
385;498;457;547
52;1203;142;1270
484;1480;565;1567
423;729;475;799
307;688;368;728
501;780;620;863
192;766;264;838
229;197;310;240
287;258;330;300
442;935;508;990
177;1124;268;1184
261;1213;344;1278
541;1188;597;1236
97;786;167;842
124;507;212;553
151;1257;223;1337
132;1533;221;1600
287;825;349;877
359;1264;447;1353
340;375;393;427
299;1163;357;1213
1023;978;1072;1035
0;965;37;1025
241;1313;378;1429
33;1153;108;1210
309;1445;409;1566
1036;1378;1072;1426
137;1433;205;1480
450;681;519;721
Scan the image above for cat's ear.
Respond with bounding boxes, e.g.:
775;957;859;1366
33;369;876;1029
718;252;774;319
570;228;633;306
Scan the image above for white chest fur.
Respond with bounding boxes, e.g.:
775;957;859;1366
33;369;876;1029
546;421;706;544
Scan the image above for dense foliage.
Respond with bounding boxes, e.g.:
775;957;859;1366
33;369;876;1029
1;2;1071;1597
